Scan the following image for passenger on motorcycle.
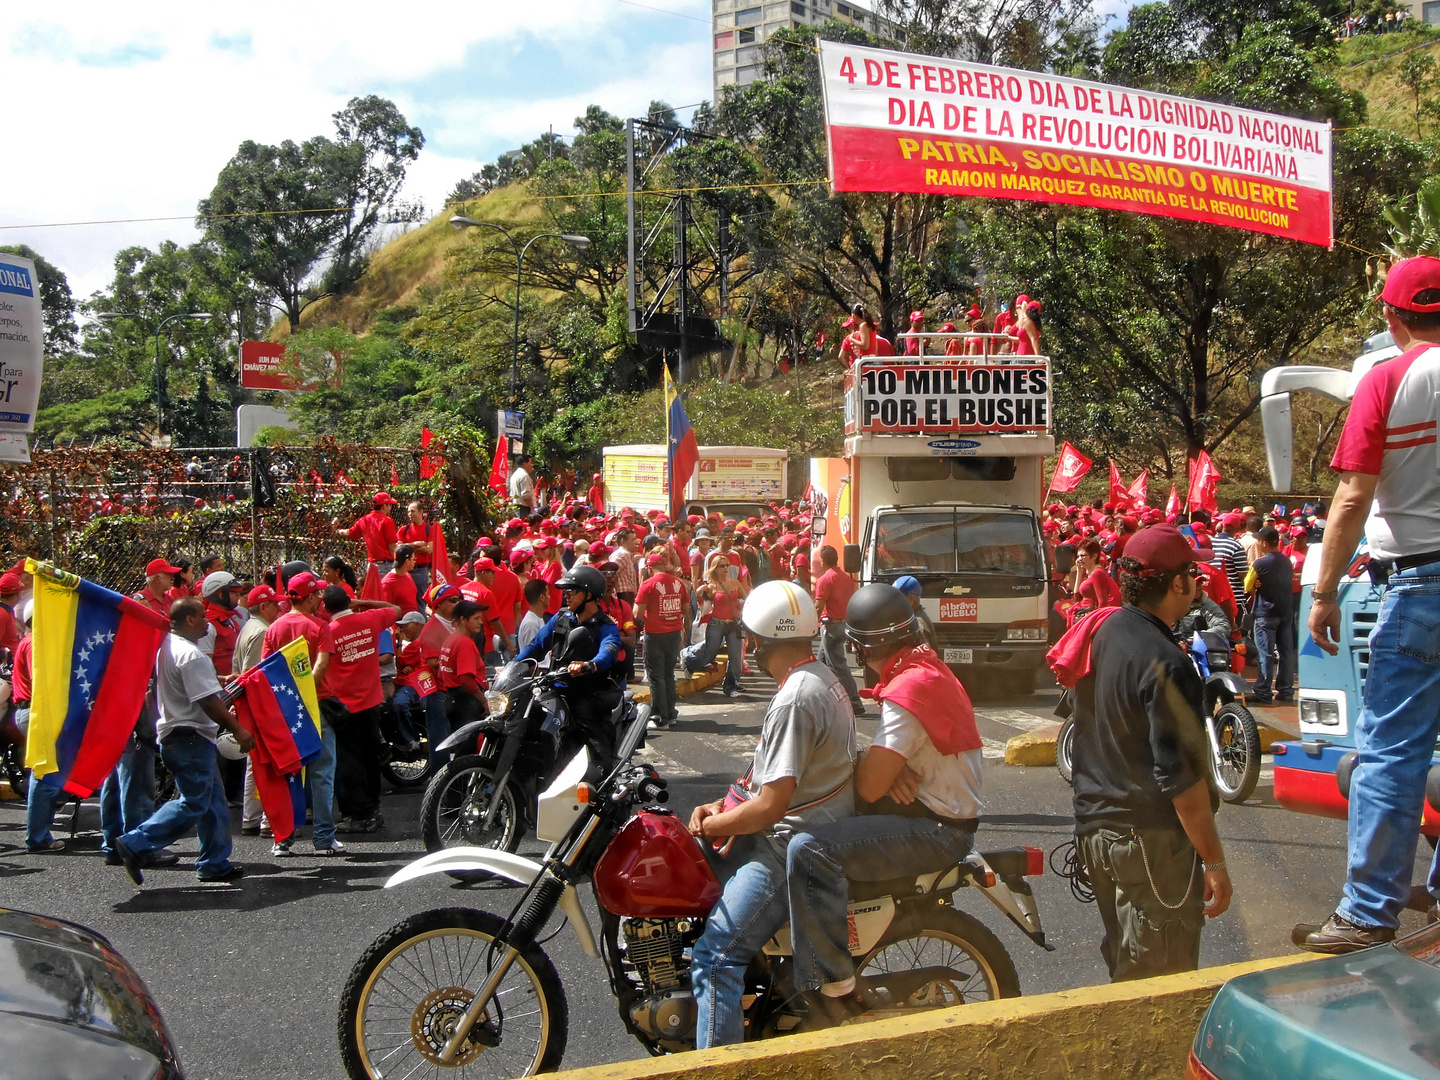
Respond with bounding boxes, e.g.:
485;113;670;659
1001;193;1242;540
514;564;625;764
687;581;857;1048
786;583;984;1026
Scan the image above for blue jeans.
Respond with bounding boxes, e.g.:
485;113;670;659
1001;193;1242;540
100;739;158;856
307;716;338;849
682;619;743;693
1253;615;1295;699
691;836;789;1048
786;815;975;990
119;734;233;876
644;631;682;722
821;621;862;705
25;777;65;851
410;565;431;613
1340;564;1440;930
393;685;450;770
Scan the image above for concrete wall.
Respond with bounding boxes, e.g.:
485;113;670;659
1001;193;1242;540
549;954;1315;1080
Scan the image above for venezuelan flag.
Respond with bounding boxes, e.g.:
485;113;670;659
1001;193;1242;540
232;639;323;842
254;638;323;755
665;365;699;521
25;560;171;798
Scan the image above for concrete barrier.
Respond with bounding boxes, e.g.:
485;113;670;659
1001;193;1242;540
547;953;1314;1080
1006;706;1296;766
629;662;727;707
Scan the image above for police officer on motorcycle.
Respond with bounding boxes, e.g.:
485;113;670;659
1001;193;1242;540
514;565;624;765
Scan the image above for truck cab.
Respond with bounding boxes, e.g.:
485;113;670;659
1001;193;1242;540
825;337;1055;693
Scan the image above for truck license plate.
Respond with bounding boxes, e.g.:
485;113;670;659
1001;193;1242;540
944;648;973;664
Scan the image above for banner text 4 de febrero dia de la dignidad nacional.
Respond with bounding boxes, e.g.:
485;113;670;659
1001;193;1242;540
818;40;1333;247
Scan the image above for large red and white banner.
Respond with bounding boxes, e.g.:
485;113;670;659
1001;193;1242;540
818;40;1333;247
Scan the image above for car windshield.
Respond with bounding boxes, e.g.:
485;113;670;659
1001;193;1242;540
874;510;1039;576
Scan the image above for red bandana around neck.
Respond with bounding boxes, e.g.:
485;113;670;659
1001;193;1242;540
874;645;981;756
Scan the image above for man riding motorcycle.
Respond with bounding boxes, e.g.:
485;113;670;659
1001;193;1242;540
686;580;858;1048
785;583;985;1026
514;564;624;766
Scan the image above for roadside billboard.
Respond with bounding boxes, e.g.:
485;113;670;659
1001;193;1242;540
818;40;1333;247
0;255;45;432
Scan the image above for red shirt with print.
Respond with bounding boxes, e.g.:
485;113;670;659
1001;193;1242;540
635;572;686;634
439;632;486;691
327;608;398;712
396;638;439;697
262;610;336;700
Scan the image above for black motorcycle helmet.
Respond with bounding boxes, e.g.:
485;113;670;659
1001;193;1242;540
845;583;921;658
557;564;606;604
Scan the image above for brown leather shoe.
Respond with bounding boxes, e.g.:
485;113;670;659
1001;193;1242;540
1292;912;1396;954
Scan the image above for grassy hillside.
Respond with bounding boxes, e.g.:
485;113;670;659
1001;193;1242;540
1334;27;1440;135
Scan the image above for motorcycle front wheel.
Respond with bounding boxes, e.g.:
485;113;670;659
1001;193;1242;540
338;907;568;1080
1210;702;1261;804
421;756;522;881
858;906;1020;1008
1055;718;1075;786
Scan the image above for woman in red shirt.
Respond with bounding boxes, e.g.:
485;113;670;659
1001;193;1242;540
837;304;894;367
681;559;746;697
1069;539;1121;624
1007;301;1042;356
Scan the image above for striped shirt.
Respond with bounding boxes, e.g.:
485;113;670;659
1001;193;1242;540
1209;533;1247;599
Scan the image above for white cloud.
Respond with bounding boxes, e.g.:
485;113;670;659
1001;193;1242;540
2;1;710;303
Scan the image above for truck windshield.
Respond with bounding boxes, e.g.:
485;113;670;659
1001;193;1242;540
874;511;1039;576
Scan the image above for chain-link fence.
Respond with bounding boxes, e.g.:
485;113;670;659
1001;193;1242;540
0;437;502;596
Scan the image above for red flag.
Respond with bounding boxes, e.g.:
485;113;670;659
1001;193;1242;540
361;562;383;600
420;427;436;480
1108;460;1134;511
1126;469;1148;508
430;522;452;586
1165;484;1183;518
488;436;509;498
390;462;400;487
1048;442;1092;494
1187;451;1221;513
230;673;302;843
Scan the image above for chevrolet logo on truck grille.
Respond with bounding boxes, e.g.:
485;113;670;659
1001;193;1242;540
943;585;972;596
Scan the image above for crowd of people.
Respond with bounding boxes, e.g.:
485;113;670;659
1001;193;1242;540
835;293;1044;365
1337;8;1414;35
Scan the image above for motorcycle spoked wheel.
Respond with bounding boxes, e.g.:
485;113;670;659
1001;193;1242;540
381;742;431;790
420;756;522;882
1210;702;1261;805
1055;718;1075;786
338;907;567;1080
855;906;1021;1011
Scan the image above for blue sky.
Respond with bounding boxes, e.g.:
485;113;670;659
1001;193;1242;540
3;0;1132;306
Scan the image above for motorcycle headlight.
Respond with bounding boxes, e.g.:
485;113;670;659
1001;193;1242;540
484;691;510;718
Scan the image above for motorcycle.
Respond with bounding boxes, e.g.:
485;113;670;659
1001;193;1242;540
419;658;640;861
1053;629;1260;804
338;708;1052;1078
378;696;431;791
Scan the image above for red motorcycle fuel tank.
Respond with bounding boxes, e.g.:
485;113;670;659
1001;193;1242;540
593;811;722;918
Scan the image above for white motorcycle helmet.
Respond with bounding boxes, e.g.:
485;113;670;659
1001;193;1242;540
740;580;820;643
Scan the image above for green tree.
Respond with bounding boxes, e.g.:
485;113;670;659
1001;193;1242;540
1397;51;1438;136
0;244;77;352
198;97;423;332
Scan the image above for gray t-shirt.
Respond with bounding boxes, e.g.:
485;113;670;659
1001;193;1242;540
748;662;857;853
155;632;224;743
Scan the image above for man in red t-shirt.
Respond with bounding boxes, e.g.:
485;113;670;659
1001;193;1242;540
478;548;523;652
634;550;691;727
339;491;400;574
398;501;436;606
323;585;400;834
813;544;863;712
597;561;637;684
261;571;342;854
467;556;519;656
381;545;420;615
439;600;489;728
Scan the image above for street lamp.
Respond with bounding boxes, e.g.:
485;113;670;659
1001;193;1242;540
449;216;591;409
95;311;215;440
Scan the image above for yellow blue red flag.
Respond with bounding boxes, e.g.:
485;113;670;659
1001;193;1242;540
664;366;699;521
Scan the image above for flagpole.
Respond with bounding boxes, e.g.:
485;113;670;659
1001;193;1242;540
24;559;79;590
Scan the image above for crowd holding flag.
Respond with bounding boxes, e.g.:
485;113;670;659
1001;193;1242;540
1166;484;1184;518
665;366;700;521
1187;450;1222;513
488;434;510;499
23;560;170;798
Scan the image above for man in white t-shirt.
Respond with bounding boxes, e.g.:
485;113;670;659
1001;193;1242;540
114;598;256;886
508;454;536;513
785;583;984;1027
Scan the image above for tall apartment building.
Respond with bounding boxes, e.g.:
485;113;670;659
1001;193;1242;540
712;0;902;95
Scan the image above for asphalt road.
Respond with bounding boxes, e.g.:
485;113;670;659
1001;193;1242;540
0;672;1433;1080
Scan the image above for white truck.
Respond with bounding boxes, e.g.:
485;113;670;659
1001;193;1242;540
601;444;788;520
812;337;1055;693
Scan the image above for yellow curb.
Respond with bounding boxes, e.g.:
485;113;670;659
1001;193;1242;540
547;953;1316;1080
1005;724;1060;766
630;664;728;708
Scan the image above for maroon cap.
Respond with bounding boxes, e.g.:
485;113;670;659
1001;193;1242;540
1124;524;1213;574
145;558;183;576
1381;256;1440;313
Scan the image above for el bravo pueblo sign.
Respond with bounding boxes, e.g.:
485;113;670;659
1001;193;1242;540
817;40;1333;247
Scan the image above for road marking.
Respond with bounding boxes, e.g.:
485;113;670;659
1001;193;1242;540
981;737;1009;761
638;747;701;778
977;708;1056;732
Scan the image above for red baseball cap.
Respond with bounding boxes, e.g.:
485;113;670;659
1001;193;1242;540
1381;256;1440;312
940;322;957;333
966;304;983;321
287;571;322;600
246;585;279;607
0;573;22;595
372;491;398;505
908;310;924;322
472;557;499;573
509;549;533;567
644;550;668;568
1124;524;1213;573
841;315;858;329
145;558;183;576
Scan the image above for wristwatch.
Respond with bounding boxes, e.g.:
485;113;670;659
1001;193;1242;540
1311;590;1338;603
